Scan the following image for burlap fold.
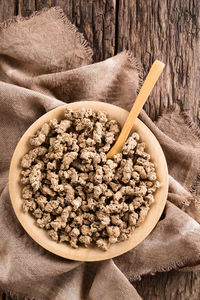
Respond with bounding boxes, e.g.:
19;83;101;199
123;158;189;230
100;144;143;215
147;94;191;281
0;7;200;300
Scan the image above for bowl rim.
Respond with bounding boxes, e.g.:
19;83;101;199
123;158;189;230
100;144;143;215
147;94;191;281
9;101;168;261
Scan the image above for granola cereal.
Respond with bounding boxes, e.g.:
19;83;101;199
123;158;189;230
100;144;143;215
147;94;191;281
20;107;160;251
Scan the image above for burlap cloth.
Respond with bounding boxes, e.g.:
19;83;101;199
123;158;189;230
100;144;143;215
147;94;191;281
0;7;200;300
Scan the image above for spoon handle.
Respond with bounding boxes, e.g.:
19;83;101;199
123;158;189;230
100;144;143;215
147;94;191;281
107;60;165;159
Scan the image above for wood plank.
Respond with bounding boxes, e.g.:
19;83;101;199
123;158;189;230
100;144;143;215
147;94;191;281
133;270;200;300
33;0;116;62
18;0;36;17
0;290;3;300
0;0;17;22
0;290;6;300
117;0;200;122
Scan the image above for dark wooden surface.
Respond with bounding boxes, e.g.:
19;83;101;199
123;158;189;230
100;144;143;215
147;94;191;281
0;0;200;299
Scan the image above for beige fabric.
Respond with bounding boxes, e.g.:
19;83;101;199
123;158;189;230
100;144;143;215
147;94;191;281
0;7;200;300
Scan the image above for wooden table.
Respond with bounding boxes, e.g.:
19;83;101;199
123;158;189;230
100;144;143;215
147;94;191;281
0;0;200;299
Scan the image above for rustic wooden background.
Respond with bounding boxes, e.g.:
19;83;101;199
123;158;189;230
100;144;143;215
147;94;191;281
0;0;200;299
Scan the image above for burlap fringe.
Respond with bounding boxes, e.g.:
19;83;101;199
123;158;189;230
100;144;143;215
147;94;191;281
0;6;93;65
181;111;200;195
54;7;93;63
190;174;200;196
181;110;200;140
126;50;143;92
155;103;179;122
155;104;200;196
156;103;200;141
131;256;200;282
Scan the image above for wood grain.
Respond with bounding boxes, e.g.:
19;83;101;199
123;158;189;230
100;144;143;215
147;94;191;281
1;0;200;299
0;291;3;300
133;270;200;300
0;0;17;22
19;0;116;62
18;0;36;17
117;0;200;122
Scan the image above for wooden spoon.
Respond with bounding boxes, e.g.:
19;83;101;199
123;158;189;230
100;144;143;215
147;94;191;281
106;60;165;159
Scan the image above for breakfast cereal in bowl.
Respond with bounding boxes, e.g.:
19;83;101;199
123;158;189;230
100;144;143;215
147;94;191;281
9;101;168;261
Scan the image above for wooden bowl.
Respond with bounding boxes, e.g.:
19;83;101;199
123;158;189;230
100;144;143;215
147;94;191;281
9;101;168;261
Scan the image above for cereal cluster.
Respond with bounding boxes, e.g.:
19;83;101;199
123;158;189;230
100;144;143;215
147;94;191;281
20;108;159;251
